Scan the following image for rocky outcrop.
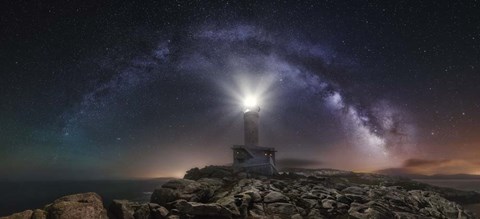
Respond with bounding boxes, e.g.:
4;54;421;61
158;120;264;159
108;200;136;219
2;167;479;219
150;167;476;218
174;199;233;218
0;210;33;219
45;192;108;219
150;178;225;205
184;165;234;180
30;210;46;219
0;209;48;219
1;192;107;219
108;200;169;219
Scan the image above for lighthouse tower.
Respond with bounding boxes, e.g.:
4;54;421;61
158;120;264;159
244;106;260;146
232;103;277;175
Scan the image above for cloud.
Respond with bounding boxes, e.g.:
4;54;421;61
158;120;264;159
378;158;480;175
403;158;451;167
276;158;323;168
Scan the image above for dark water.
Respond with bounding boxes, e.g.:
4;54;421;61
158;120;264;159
0;178;169;216
414;179;480;217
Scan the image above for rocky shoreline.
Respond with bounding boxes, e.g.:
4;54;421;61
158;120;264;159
2;166;479;219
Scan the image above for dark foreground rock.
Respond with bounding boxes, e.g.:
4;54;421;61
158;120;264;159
108;199;169;219
1;192;106;219
2;166;479;219
147;167;478;218
184;165;234;180
46;192;108;219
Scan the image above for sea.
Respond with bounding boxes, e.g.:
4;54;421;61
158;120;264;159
1;178;479;216
414;179;480;216
0;178;170;216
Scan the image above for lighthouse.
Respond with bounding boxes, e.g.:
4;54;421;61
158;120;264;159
232;97;277;175
244;105;260;146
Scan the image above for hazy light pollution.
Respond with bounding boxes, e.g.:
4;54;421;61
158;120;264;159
1;1;480;179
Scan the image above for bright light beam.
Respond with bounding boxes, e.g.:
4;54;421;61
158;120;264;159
243;96;258;107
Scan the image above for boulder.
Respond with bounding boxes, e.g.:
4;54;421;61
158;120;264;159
175;200;233;218
242;190;262;202
132;204;150;219
249;203;266;217
31;209;47;219
296;198;318;210
307;208;327;219
184;166;233;180
320;199;337;209
45;192;107;219
267;203;298;215
151;178;224;205
291;214;303;219
393;211;428;219
348;202;394;219
342;186;366;195
150;188;177;206
300;193;318;199
335;194;352;204
344;194;368;204
107;200;169;219
264;191;289;203
0;210;33;219
148;203;169;219
108;200;136;219
216;196;241;216
189;178;224;202
272;180;288;190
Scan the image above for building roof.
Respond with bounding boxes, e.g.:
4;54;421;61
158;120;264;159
232;145;276;152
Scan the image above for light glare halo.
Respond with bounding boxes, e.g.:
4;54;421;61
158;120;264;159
243;96;258;107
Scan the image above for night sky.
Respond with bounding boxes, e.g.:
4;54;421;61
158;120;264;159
1;0;480;180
